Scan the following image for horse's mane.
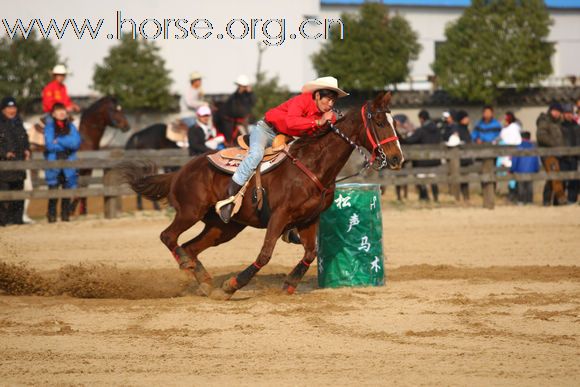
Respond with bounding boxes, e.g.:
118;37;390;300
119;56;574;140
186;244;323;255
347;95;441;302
289;105;358;153
83;95;118;116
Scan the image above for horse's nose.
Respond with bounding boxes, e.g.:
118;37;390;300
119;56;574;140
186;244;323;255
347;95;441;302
390;156;399;166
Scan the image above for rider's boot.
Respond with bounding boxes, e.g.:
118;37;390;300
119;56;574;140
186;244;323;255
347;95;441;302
218;180;243;223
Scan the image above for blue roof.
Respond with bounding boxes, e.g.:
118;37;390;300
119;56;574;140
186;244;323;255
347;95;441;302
320;0;580;8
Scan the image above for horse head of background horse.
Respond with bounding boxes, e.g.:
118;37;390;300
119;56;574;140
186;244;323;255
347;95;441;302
102;96;131;132
356;91;404;170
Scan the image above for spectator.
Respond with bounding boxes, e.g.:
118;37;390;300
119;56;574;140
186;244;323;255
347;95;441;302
188;106;225;157
536;102;566;206
41;65;80;126
497;112;522;146
44;103;81;222
510;131;540;204
179;71;208;129
496;112;522;201
447;110;473;202
401;110;442;202
561;103;579;203
471;105;502;144
575;97;580;125
0;97;30;226
221;75;256;145
441;109;456;140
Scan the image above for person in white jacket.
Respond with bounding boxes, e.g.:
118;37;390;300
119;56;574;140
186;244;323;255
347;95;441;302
498;111;522;146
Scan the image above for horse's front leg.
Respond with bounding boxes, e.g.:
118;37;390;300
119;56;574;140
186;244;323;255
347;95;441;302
210;215;287;301
282;220;318;295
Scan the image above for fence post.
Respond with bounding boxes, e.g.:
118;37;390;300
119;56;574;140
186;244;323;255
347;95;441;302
448;148;461;201
103;168;118;219
481;158;495;209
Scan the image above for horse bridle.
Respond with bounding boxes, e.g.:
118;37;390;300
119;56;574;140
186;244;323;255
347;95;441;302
331;102;399;172
107;105;123;128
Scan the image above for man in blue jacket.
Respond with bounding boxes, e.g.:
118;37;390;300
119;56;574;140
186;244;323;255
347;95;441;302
510;132;540;204
472;105;502;144
44;103;81;222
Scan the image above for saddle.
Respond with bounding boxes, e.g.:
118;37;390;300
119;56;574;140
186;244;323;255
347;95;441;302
207;134;293;175
165;120;189;147
28;122;46;146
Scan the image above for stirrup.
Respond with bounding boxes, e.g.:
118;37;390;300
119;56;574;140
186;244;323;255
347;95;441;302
215;177;253;222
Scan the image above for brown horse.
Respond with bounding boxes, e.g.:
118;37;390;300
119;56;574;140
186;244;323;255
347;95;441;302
73;96;131;214
119;91;403;300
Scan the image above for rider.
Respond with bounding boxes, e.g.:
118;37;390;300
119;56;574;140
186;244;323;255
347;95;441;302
218;76;348;223
179;71;208;129
221;74;256;144
41;65;80;125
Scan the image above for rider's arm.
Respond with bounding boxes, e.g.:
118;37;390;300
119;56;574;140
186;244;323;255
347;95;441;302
42;86;56;113
284;95;324;136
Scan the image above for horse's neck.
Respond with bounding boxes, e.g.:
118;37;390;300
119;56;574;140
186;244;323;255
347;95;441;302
79;110;107;150
295;121;361;188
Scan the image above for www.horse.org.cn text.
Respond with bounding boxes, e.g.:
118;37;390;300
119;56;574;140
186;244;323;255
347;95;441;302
2;11;345;46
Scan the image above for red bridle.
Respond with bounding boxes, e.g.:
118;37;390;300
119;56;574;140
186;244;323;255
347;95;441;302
360;103;399;165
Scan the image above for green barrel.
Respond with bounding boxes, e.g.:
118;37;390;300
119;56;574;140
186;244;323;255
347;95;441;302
317;183;385;288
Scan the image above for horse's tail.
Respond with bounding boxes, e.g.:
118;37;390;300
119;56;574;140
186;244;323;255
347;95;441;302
116;161;176;203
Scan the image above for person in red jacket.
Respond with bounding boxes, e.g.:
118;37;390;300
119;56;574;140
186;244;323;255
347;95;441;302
41;64;80;115
217;76;348;223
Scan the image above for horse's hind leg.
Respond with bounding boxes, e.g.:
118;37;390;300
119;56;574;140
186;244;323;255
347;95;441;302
282;221;318;294
159;210;203;282
179;219;246;296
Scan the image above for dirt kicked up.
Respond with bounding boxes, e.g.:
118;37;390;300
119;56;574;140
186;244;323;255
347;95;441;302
0;205;579;385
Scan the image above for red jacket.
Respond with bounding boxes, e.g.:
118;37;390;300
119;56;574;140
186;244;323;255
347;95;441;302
264;92;336;137
42;80;73;113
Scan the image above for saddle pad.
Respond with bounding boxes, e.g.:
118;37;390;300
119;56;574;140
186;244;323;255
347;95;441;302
28;124;45;146
207;145;289;175
165;122;189;143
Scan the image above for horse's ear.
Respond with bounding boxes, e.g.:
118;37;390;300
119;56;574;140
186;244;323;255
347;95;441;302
372;91;387;108
382;90;392;106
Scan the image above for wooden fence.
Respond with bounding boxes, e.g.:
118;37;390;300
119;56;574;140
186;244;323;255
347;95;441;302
0;146;579;218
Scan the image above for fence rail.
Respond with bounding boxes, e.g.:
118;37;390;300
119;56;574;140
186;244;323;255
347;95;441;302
1;146;579;217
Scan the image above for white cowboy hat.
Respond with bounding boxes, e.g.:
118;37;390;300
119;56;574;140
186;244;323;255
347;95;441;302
190;71;202;81
235;75;250;87
301;76;348;98
52;64;68;75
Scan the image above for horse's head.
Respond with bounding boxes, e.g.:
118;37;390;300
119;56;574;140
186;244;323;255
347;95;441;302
104;96;131;132
359;91;404;170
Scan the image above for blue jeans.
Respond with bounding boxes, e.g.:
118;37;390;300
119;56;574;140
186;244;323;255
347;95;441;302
181;116;197;129
232;120;276;186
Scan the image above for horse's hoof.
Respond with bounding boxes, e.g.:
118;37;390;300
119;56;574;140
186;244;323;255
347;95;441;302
209;288;233;301
196;282;213;297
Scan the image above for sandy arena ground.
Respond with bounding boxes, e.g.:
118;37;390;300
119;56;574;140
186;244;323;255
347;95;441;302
0;203;579;386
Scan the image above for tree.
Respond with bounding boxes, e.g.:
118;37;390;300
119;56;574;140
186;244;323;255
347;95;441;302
432;0;554;103
312;2;421;90
251;72;291;120
93;36;173;112
0;31;60;113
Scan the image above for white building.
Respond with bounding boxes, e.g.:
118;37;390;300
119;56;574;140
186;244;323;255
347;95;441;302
3;0;579;95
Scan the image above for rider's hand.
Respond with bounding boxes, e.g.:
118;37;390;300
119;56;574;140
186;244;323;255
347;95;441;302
316;111;335;127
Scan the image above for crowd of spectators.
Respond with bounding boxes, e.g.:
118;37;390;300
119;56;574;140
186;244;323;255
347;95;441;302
394;97;580;205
